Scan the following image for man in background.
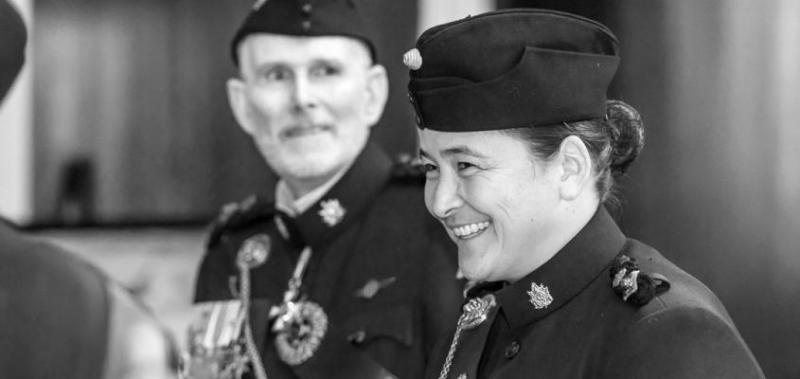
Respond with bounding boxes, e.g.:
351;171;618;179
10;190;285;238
193;0;461;377
0;1;178;377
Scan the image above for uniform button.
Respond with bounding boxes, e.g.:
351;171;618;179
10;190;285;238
408;93;415;104
505;340;521;359
302;20;311;30
301;3;312;13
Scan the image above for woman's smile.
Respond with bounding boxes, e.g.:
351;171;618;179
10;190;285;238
450;221;491;239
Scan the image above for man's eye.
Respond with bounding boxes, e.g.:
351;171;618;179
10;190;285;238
423;163;438;172
264;68;290;81
310;65;339;77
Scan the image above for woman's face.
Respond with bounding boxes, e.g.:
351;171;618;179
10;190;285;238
419;129;563;283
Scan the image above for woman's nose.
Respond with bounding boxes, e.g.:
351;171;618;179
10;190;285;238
427;175;463;219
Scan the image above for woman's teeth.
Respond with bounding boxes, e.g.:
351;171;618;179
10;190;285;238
452;221;490;239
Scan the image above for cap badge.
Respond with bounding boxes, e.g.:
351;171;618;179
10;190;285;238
253;0;267;10
318;198;346;227
527;282;553;309
403;48;422;70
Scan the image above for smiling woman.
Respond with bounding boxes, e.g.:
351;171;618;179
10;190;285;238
408;8;765;379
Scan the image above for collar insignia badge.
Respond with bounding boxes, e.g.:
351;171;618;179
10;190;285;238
318;198;346;227
354;277;397;299
527;282;553;309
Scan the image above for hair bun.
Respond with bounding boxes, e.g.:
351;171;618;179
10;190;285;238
605;100;644;176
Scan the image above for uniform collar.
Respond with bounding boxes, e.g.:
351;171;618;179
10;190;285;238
291;141;392;250
494;206;626;329
274;162;350;217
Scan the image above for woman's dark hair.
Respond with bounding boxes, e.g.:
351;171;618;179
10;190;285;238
502;100;644;209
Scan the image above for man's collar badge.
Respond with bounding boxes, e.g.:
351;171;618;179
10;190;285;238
318;198;346;227
527;282;553;309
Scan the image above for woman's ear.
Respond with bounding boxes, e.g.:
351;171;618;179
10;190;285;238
557;135;594;201
227;77;256;135
362;64;389;127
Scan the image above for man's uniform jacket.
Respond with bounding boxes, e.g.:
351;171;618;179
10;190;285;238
194;142;462;378
424;208;764;379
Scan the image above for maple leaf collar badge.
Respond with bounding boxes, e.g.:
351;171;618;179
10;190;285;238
318;198;346;227
527;282;553;309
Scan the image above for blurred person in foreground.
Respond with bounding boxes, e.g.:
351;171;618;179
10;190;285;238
0;1;178;378
191;0;461;378
405;8;765;378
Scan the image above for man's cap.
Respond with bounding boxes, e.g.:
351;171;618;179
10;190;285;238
406;9;620;132
0;0;27;102
231;0;377;66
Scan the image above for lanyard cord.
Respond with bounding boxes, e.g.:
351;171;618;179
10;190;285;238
284;246;313;303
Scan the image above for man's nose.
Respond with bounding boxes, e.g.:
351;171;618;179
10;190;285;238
427;174;463;220
290;74;317;111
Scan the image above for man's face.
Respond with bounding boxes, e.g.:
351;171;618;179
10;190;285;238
228;34;387;193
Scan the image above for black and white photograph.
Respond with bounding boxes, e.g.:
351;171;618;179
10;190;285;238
1;0;797;378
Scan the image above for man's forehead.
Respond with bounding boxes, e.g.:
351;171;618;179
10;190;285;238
240;33;371;66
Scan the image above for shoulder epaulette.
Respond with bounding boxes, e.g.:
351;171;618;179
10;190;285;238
206;195;276;248
609;254;671;306
390;154;426;183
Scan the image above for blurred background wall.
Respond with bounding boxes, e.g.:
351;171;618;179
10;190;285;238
0;0;797;377
498;0;800;377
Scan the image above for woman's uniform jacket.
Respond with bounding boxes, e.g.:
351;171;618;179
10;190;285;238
425;207;764;379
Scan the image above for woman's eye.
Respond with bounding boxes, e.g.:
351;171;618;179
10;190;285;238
457;162;476;171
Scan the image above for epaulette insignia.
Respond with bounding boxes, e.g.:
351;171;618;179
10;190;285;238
206;195;273;248
391;153;426;182
609;254;671;306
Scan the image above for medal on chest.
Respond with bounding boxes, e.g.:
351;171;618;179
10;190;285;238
269;246;329;366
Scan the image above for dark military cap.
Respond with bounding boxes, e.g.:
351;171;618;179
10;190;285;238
231;0;377;66
406;9;620;132
0;0;27;102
